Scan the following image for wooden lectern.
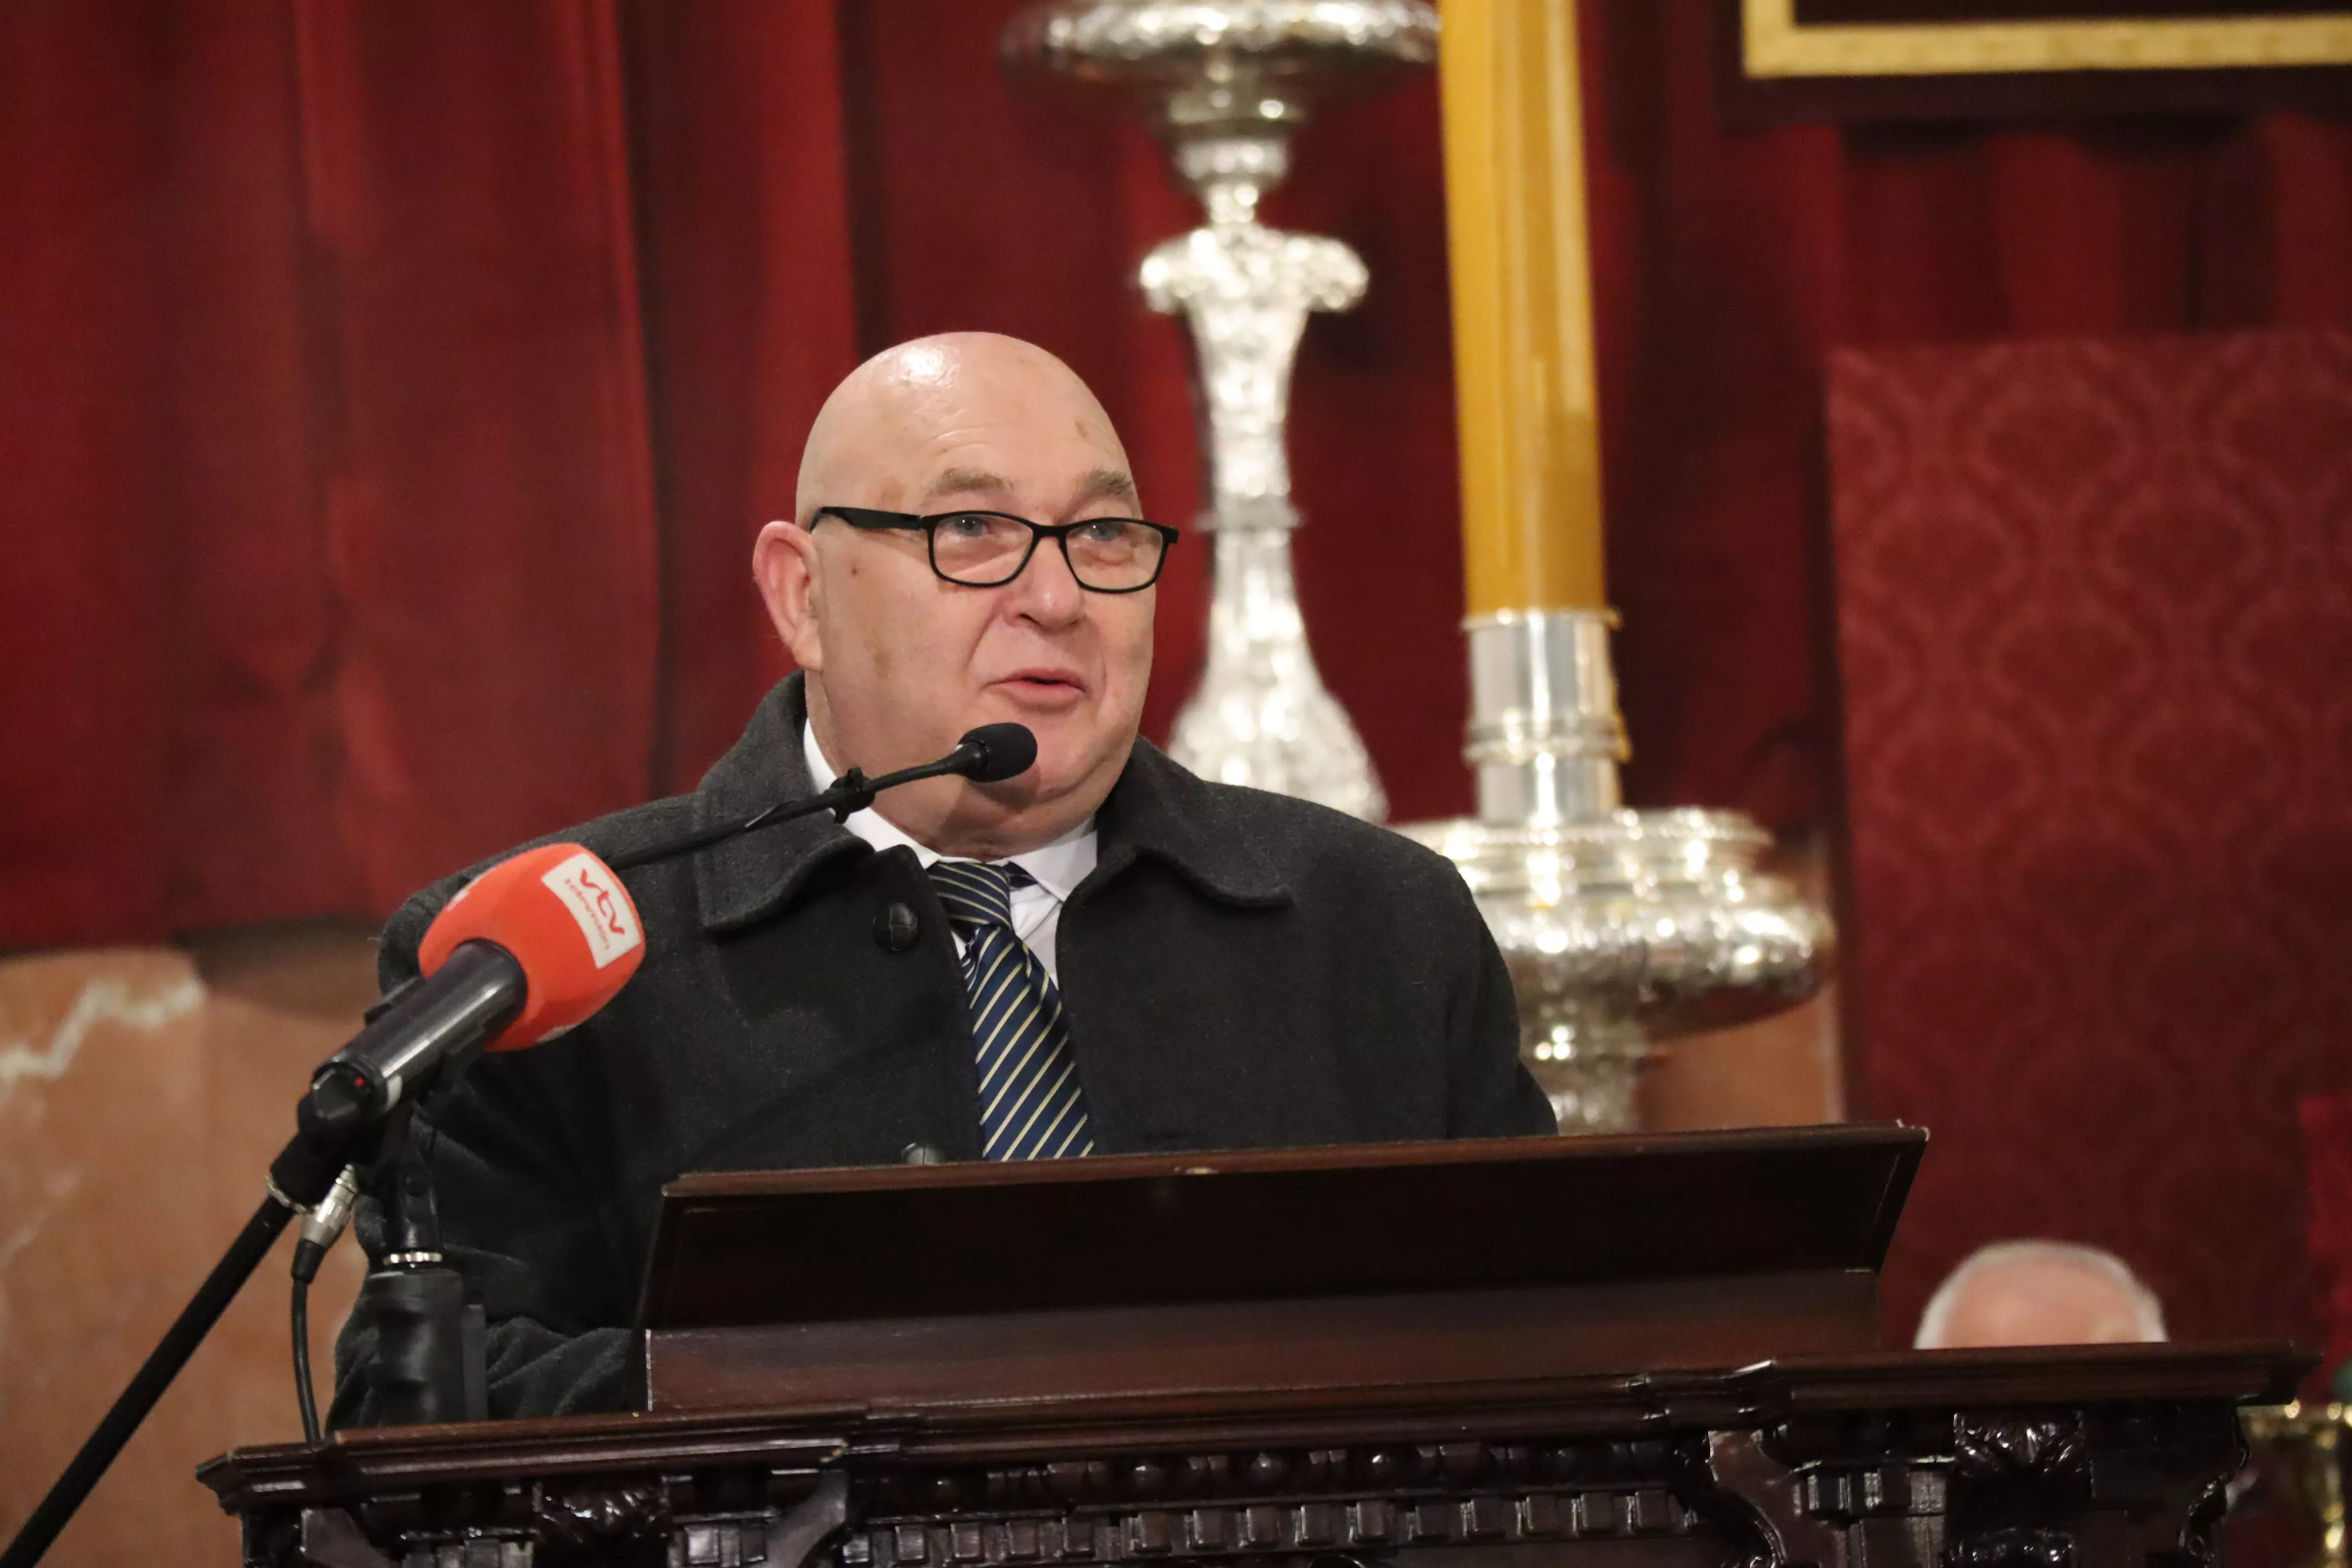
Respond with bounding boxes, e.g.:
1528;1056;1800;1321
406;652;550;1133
201;1127;2307;1568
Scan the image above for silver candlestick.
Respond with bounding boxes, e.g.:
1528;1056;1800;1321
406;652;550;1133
1400;610;1833;1133
1383;0;1833;1135
1003;1;1439;821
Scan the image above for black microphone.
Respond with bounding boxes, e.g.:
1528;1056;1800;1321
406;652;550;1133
266;943;527;1216
947;721;1039;785
608;722;1038;872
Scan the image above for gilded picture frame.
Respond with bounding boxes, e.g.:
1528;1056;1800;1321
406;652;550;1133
1726;0;2352;118
1743;0;2352;77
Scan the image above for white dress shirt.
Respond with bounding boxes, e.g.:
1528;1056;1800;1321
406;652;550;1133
802;720;1095;983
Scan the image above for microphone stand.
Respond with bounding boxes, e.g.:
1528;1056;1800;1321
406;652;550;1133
0;724;1034;1568
357;1102;486;1426
0;1078;368;1568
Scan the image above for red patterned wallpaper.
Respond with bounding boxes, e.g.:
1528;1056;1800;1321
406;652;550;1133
1828;329;2352;1349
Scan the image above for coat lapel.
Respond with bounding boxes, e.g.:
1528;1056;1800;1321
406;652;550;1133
691;675;868;933
1087;740;1297;911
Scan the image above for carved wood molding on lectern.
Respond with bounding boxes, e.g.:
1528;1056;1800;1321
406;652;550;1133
204;1347;2301;1568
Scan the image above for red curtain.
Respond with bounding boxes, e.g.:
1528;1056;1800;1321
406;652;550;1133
0;0;855;946
5;0;2350;956
623;2;861;791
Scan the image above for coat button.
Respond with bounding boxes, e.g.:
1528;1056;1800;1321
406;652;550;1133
901;1142;945;1165
874;900;920;952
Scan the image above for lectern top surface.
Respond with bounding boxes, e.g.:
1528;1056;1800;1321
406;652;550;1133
641;1124;1924;1329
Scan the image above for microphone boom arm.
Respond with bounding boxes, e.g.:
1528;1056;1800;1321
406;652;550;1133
605;724;1033;874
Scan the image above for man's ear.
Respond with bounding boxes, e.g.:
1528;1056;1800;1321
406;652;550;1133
753;520;824;671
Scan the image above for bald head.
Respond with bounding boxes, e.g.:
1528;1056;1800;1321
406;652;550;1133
1916;1243;2168;1350
753;333;1161;860
795;333;1138;526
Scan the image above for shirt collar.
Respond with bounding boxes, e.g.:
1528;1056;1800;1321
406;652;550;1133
801;716;1096;902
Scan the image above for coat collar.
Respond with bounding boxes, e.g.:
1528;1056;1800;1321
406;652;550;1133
694;674;1294;932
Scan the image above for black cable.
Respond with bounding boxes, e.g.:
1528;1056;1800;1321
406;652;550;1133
293;1276;321;1445
0;1193;295;1568
287;1159;358;1447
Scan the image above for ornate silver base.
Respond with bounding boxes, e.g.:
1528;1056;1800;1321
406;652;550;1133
1403;612;1835;1135
1523;1015;1648;1138
1405;806;1831;1132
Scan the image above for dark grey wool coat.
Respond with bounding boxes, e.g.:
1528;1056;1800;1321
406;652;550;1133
332;674;1552;1423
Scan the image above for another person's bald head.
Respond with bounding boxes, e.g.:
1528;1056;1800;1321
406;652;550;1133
1915;1242;2168;1350
754;334;1160;859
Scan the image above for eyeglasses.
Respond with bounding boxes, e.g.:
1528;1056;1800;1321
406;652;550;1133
811;506;1180;594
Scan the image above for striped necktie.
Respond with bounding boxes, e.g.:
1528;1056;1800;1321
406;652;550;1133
926;860;1096;1160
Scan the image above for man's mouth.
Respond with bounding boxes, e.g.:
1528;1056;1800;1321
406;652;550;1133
996;669;1088;699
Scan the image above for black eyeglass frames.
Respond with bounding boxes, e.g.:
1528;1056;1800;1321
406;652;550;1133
811;506;1179;593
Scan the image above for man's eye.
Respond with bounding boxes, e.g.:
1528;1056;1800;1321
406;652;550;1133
1076;521;1128;545
940;514;998;538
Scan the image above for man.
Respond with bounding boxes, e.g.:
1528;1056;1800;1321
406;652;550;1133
334;333;1552;1422
1913;1241;2168;1348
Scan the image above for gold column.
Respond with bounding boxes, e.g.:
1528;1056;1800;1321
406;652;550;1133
1440;0;1606;616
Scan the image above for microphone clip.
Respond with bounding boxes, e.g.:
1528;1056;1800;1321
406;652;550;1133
828;767;874;823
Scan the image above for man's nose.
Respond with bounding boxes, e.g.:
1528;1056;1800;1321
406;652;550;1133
1009;535;1086;626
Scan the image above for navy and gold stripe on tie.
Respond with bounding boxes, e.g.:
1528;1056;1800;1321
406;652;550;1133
927;860;1095;1161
